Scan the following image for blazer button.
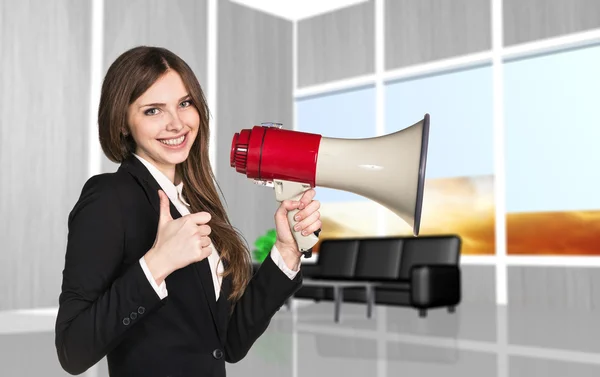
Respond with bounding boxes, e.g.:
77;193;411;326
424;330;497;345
212;349;223;359
138;306;145;315
123;317;131;326
130;312;138;320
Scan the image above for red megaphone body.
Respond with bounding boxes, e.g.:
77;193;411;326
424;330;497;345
230;116;430;253
230;125;322;186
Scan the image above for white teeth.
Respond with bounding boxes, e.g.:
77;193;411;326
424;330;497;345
159;135;185;146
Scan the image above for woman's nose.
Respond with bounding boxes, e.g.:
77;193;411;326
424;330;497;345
166;112;184;131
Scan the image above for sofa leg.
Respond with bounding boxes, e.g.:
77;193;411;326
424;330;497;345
447;306;456;313
418;309;427;318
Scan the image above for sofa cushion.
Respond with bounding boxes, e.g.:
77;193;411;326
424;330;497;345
321;285;411;305
316;239;360;279
299;263;321;278
375;289;411;306
377;281;411;291
354;238;403;281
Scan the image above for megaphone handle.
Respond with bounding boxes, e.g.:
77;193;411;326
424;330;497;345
286;200;319;256
273;179;320;257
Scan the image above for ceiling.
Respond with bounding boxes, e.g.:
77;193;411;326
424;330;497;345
230;0;369;21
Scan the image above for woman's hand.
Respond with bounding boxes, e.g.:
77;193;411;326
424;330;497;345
144;190;213;284
274;188;321;270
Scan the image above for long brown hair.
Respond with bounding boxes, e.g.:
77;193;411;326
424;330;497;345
98;46;252;303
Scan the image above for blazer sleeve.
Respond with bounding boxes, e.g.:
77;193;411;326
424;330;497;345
224;254;302;363
55;175;165;375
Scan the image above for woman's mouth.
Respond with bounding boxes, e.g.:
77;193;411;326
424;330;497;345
158;133;187;148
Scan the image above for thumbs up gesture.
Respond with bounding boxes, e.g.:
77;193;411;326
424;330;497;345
144;190;213;284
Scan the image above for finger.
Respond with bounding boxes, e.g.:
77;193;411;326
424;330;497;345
302;220;322;236
273;202;295;243
274;200;301;227
194;224;211;237
200;243;213;259
158;190;173;225
184;211;212;225
194;244;213;262
191;225;211;238
293;199;320;222
296;219;322;236
293;210;321;235
197;236;212;248
275;200;300;217
298;189;316;210
281;200;300;211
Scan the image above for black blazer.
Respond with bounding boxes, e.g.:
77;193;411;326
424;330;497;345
55;155;303;377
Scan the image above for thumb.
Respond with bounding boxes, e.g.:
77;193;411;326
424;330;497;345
158;190;173;225
274;200;301;234
277;199;301;215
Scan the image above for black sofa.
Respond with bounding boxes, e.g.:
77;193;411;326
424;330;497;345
292;235;462;317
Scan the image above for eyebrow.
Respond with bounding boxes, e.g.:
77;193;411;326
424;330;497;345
139;94;191;109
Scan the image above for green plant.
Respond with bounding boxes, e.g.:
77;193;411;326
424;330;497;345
253;228;277;263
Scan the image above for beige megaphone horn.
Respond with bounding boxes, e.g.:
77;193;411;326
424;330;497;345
230;114;430;257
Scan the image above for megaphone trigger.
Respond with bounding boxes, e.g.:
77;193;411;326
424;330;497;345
274;179;319;257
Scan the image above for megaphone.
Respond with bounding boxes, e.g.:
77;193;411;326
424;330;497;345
230;114;430;257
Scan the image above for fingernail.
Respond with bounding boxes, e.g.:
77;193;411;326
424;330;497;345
294;215;300;221
294;224;300;231
299;202;305;209
301;230;308;236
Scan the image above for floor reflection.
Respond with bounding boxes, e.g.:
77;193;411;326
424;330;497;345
2;301;600;376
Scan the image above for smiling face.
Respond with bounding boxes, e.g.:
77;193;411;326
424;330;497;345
127;69;199;182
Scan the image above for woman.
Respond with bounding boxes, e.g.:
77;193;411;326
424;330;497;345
54;46;321;377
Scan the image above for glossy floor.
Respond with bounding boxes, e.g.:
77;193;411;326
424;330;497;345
1;300;599;376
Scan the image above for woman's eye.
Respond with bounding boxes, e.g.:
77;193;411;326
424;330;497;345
144;108;159;116
180;100;192;108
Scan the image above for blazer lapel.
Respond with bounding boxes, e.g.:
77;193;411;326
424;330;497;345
118;155;220;332
193;257;220;331
216;260;233;344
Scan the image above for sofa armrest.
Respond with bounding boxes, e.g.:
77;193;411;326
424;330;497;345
410;265;461;308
